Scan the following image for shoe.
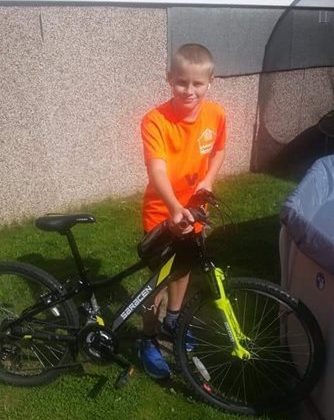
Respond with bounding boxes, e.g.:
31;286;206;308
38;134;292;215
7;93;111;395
160;319;196;352
138;338;171;379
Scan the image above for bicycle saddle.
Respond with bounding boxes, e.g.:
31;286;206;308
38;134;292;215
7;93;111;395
35;214;96;233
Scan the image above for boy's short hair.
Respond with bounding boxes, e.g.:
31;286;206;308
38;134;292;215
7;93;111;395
170;43;214;76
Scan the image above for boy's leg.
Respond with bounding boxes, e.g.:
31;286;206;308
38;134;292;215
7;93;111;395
161;273;189;333
139;235;194;378
139;288;171;379
162;272;197;352
167;272;190;311
141;287;166;336
163;236;193;330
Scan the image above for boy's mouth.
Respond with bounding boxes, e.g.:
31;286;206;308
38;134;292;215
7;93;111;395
182;98;197;103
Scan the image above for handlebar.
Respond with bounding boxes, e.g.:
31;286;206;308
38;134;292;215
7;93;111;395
174;189;219;230
187;188;219;208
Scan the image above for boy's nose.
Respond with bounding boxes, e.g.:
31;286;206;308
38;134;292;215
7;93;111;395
185;84;195;94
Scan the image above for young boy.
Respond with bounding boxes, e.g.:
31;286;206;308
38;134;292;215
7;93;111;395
139;44;227;379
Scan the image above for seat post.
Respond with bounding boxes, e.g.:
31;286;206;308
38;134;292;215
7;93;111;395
63;229;88;283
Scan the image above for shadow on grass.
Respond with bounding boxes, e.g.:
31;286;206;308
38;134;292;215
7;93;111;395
17;254;100;281
254;123;334;185
16;253;133;308
206;214;282;283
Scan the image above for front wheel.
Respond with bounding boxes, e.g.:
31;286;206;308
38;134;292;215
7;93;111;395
175;277;325;415
0;261;79;386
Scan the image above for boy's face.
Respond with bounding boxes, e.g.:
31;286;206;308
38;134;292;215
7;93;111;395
168;62;213;115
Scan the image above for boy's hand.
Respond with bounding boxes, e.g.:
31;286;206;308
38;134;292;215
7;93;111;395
169;206;194;235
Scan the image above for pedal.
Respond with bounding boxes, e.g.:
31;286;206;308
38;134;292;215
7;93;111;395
87;375;108;399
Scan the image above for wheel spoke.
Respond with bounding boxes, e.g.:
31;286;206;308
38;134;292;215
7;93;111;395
176;278;322;414
0;263;77;384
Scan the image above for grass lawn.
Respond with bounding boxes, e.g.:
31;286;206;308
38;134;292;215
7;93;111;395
0;173;297;420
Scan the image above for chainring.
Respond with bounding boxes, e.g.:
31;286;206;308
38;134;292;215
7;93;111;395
78;324;117;362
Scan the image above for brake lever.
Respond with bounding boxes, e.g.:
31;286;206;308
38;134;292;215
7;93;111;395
190;207;211;225
188;189;219;208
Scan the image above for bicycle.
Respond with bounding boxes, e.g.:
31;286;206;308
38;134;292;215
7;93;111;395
0;189;325;416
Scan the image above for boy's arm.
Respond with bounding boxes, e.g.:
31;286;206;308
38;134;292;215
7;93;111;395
196;149;225;192
148;158;194;232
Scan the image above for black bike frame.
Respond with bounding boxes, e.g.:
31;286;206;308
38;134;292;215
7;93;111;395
8;231;214;338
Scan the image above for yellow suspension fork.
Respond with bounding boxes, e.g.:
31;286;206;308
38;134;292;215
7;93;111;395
209;267;250;360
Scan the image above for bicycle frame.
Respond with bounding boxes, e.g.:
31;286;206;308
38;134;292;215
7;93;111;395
7;228;250;361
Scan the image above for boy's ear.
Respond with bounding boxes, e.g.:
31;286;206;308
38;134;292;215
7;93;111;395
208;76;214;89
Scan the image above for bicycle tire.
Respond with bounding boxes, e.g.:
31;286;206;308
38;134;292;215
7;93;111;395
175;277;325;415
0;261;79;386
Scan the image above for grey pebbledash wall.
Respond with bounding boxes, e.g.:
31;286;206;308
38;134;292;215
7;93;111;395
0;6;333;224
1;7;169;223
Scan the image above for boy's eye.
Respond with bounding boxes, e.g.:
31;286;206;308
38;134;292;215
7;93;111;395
175;80;205;88
176;80;187;87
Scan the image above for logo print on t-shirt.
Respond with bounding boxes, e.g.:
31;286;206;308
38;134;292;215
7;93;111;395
197;129;216;155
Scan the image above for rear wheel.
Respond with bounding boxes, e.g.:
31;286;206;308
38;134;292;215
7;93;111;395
175;277;325;415
0;261;79;386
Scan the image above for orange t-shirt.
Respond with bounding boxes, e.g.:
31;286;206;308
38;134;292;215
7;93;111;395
141;100;227;232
